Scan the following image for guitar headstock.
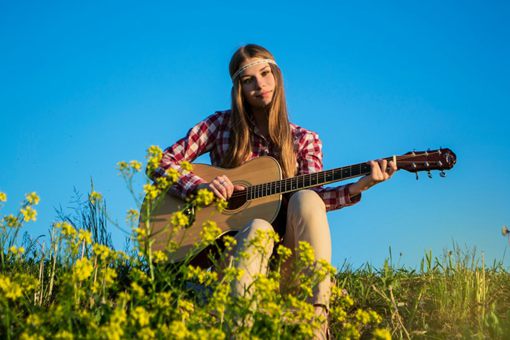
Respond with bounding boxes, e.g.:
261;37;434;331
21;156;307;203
397;148;457;174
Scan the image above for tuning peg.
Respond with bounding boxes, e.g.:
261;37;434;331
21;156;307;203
427;170;432;179
440;170;446;178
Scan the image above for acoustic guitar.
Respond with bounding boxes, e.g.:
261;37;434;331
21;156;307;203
140;148;456;262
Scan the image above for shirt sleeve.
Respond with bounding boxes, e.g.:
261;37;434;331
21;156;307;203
297;130;361;211
150;112;224;199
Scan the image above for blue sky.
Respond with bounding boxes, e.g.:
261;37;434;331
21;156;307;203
1;1;509;268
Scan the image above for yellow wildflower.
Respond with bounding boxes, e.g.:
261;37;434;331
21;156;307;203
0;192;7;202
222;235;237;251
138;328;155;340
93;244;112;261
131;282;145;298
9;246;25;256
74;258;93;281
177;298;195;320
131;306;151;327
117;161;129;171
373;328;391;340
199;220;221;245
194;188;214;206
502;225;509;236
89;191;103;204
60;222;77;237
165;168;180;183
146;145;163;172
129;160;142;172
55;330;74;340
25;192;40;205
152;250;168;264
78;229;92;244
21;206;37;222
155;176;170;189
103;267;117;287
297;241;316;266
27;314;42;327
19;333;44;340
216;199;228;212
277;244;292;261
164;321;189;339
180;160;193;172
171;211;189;229
0;275;23;300
4;214;21;227
143;183;160;200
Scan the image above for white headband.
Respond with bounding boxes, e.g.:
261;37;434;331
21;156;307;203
231;59;278;82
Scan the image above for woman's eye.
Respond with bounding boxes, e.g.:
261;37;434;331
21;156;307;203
261;70;270;76
242;78;252;85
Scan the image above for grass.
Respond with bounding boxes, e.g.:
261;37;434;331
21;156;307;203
1;150;509;339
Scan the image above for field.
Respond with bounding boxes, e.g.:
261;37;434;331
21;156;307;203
1;151;509;339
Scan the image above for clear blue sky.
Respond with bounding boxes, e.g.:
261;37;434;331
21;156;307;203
1;1;509;268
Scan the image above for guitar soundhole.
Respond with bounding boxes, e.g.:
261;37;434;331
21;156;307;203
227;193;247;211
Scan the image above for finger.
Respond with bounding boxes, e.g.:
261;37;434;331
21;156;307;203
234;185;246;191
221;176;234;199
209;184;225;200
378;159;388;174
370;160;382;180
212;179;227;200
387;161;397;176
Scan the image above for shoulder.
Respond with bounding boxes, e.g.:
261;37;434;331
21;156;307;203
190;110;231;132
290;122;321;144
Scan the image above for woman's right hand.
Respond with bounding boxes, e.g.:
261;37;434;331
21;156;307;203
196;175;245;200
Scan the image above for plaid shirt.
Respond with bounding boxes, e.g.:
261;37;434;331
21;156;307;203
152;110;361;211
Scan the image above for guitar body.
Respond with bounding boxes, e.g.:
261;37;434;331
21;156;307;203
143;156;283;262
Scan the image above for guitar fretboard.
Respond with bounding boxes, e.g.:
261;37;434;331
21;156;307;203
246;162;374;200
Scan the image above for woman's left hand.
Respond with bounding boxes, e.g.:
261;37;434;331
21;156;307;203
348;159;398;197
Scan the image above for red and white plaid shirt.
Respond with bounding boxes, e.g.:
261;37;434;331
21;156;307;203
152;110;361;211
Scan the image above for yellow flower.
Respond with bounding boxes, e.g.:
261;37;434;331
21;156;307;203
0;275;23;300
164;321;189;339
89;191;103;204
146;145;163;172
277;244;292;261
502;225;509;236
222;235;237;251
129;160;142;172
117;161;129;171
0;192;7;202
199;220;221;245
74;258;93;281
143;183;160;200
138;328;155;340
165;168;180;183
93;244;112;261
131;282;145;298
131;306;150;327
25;192;40;205
21;206;37;222
55;330;74;340
373;328;392;340
180;161;193;172
152;250;168;264
103;268;117;287
58;222;77;237
194;188;215;206
171;211;189;229
78;229;92;244
9;246;25;256
4;214;21;227
297;241;316;266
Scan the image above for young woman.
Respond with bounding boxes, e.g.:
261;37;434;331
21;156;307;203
151;44;397;338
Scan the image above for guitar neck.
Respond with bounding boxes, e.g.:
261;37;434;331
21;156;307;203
246;158;390;200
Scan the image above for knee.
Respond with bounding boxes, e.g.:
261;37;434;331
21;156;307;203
289;190;326;212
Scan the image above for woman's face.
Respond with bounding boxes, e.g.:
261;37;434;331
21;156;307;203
239;58;276;110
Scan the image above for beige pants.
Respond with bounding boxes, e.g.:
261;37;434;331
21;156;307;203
230;190;331;307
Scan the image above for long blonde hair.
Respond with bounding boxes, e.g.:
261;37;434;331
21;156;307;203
224;44;297;178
